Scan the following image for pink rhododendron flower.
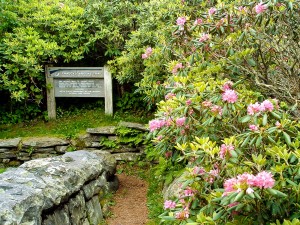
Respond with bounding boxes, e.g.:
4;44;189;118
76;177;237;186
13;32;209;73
145;47;153;55
223;171;275;196
156;135;163;141
222;90;238;103
228;202;239;208
194;18;203;25
165;93;176;100
192;166;205;175
249;124;259;131
211;105;223;116
275;121;281;128
208;7;217;15
175;210;190;220
176;117;186;127
220;144;235;159
176;16;186;26
238;6;247;12
246;187;254;194
149;119;166;132
141;47;153;59
202;100;212;108
247;102;261;115
254;3;267;14
222;81;234;91
184;188;194;197
186;99;192;105
199;33;210;42
254;171;275;189
164;200;176;209
209;169;219;177
261;100;274;112
172;63;184;74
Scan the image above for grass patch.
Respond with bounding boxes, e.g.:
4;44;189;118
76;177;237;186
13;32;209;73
0;168;6;173
0;108;151;139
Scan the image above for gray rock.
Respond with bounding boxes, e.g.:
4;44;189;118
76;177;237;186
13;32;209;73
68;191;86;225
86;196;103;225
0;138;21;148
162;172;187;200
86;126;116;135
0;148;11;153
0;150;117;224
29;147;55;153
112;152;143;161
42;205;70;225
55;146;69;153
0;152;17;159
30;153;57;160
22;137;69;148
118;121;149;132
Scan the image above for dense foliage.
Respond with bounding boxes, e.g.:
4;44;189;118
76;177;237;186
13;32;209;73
0;0;145;123
137;0;300;224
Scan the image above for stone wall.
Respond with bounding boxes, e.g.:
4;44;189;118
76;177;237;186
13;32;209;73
0;122;148;167
0;150;118;225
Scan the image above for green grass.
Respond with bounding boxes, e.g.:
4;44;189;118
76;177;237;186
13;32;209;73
0;168;6;173
0;108;151;139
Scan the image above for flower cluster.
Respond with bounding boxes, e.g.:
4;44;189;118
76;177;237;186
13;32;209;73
176;16;186;26
223;171;275;196
149;119;166;132
199;33;210;42
247;100;275;115
219;144;235;159
254;3;267;14
141;47;153;59
172;63;184;74
221;81;238;103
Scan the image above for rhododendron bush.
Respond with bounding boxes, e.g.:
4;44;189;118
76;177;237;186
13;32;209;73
137;0;300;224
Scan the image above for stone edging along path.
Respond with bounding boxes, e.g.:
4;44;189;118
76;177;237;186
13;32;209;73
0;150;118;225
0;122;149;167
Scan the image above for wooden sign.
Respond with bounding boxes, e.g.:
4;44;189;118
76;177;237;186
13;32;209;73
46;66;113;119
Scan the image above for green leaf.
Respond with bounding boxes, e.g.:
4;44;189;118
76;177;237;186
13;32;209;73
283;132;291;146
239;115;251;123
256;135;262;147
241;135;251;147
234;191;245;202
270;111;281;119
247;58;256;67
262;114;268;126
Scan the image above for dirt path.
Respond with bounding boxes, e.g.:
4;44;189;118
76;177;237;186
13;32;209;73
105;173;149;225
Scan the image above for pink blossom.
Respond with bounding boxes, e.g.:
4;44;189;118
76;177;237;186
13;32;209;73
164;200;176;209
141;47;153;59
220;144;235;159
165;151;172;158
209;169;219;177
176;117;186;127
186;99;192;105
275;121;281;128
165;93;176;100
224;178;238;193
199;33;210;42
175;210;190;220
192;166;205;175
208;7;217;16
249;124;259;131
222;89;238;103
254;171;275;189
261;100;274;112
146;47;153;55
247;102;261;115
194;18;203;25
211;105;223;116
246;187;254;194
176;17;186;26
238;6;247;12
184;188;194;197
254;3;267;14
202;100;212;108
156;135;163;141
222;81;234;91
149;119;166;132
172;63;184;74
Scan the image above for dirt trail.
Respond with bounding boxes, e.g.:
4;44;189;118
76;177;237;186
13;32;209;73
105;173;149;225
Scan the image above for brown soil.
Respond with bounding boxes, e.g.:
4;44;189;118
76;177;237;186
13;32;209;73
105;173;149;225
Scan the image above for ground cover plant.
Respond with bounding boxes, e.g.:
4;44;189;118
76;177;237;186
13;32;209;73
133;0;300;224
